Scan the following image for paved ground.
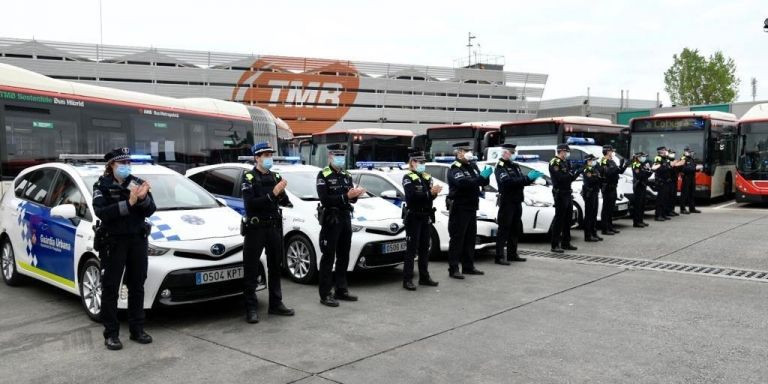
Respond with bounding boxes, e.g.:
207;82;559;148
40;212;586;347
1;202;767;384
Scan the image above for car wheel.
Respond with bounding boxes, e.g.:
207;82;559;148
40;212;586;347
284;234;317;284
79;258;102;322
1;240;24;286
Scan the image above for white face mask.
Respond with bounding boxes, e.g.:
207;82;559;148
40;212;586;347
463;151;475;161
564;152;571;159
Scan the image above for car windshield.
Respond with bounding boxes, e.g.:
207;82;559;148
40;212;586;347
384;171;449;195
84;172;220;211
517;163;553;186
280;171;320;200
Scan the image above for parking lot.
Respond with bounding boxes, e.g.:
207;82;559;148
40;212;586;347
1;203;767;384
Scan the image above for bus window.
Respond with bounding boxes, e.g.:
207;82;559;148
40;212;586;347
132;115;186;169
3;106;78;176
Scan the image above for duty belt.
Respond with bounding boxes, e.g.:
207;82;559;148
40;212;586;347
245;216;280;225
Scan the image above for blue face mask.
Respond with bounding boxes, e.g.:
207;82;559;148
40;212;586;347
333;156;346;168
416;163;426;173
509;153;518;161
115;164;131;179
262;157;274;170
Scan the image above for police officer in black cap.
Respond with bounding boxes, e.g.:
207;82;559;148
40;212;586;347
93;147;155;350
598;144;628;235
630;151;652;227
401;149;441;290
581;153;603;242
494;143;540;263
652;146;671;221
241;142;295;323
446;142;492;278
679;146;701;214
666;149;683;217
316;144;366;306
549;143;582;253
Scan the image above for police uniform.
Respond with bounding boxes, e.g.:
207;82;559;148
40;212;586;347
581;154;603;242
679;147;700;214
446;142;490;278
598;145;628;235
316;144;358;306
241;142;294;323
653;147;671;221
630;152;652;227
92;147;156;350
494;143;533;263
401;150;439;290
549;144;582;253
666;151;681;216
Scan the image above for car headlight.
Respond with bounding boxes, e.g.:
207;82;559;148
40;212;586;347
147;244;170;256
351;224;364;232
524;197;552;207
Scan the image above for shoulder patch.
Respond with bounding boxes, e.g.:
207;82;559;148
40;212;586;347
245;172;254;181
423;173;431;180
654;156;662;163
407;172;419;180
451;161;461;168
274;172;282;180
549;157;560;165
498;161;504;167
322;168;332;177
600;158;608;165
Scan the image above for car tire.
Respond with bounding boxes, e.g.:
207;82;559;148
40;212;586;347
1;240;24;286
284;234;318;284
78;257;103;322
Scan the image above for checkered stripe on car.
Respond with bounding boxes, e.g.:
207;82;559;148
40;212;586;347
148;215;181;241
16;201;38;266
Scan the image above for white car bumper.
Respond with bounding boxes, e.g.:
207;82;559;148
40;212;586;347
347;225;408;271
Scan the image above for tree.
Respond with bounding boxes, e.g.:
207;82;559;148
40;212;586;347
663;48;740;105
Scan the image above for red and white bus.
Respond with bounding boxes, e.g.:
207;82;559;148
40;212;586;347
736;104;768;203
630;111;739;200
296;128;414;168
413;122;507;161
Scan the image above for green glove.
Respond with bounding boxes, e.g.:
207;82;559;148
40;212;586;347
527;170;542;180
480;166;493;179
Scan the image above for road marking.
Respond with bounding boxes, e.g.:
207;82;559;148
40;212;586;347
713;201;737;209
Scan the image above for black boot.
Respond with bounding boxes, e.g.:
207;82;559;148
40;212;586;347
320;295;339;307
495;258;511;266
269;302;295;316
105;336;123;351
129;331;153;344
562;244;578;251
585;236;599;242
419;276;439;286
509;255;527;262
403;280;417;291
551;246;564;253
246;310;260;323
691;209;701;213
334;290;358;301
449;268;465;279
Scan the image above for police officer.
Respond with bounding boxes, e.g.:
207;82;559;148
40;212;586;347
401;149;441;290
494;143;541;263
598;145;628;235
549;144;582;253
581;154;603;242
241;142;295;323
679;146;701;214
652;146;671;221
446;142;492;279
93;148;155;351
666;149;683;217
316;144;366;306
630;152;652;228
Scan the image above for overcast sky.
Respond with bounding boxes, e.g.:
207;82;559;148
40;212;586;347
2;0;766;105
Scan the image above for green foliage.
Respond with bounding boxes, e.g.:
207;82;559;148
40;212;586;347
663;48;740;105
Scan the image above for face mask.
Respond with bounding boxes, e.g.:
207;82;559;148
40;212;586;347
509;154;518;161
564;152;571;159
262;157;274;170
332;156;346;168
588;160;596;167
639;157;647;163
669;153;676;159
416;163;426;173
115;164;131;179
463;151;475;161
684;152;691;157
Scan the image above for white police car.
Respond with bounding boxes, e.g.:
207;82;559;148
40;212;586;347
349;163;505;257
185;160;407;284
0;155;266;321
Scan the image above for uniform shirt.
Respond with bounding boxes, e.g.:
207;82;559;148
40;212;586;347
316;166;356;212
402;171;436;212
494;158;531;204
93;174;156;236
241;167;292;220
680;155;696;177
447;160;489;210
653;155;671;182
631;160;652;188
549;157;580;193
599;157;626;186
582;163;602;194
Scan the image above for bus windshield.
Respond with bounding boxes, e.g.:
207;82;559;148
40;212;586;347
630;131;704;156
427;127;476;157
501;122;557;146
739;122;768;178
354;134;411;162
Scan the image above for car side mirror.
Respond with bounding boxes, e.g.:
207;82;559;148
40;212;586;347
381;190;398;199
50;204;77;220
216;197;228;206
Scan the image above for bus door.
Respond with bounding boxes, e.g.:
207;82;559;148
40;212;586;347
481;130;501;160
82;112;130;154
298;138;313;165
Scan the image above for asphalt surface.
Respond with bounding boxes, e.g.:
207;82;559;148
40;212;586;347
1;202;767;384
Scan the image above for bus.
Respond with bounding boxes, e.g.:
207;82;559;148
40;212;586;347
629;111;739;200
736;103;768;203
247;106;294;156
297;128;414;168
499;116;630;158
413;122;506;161
0;63;287;191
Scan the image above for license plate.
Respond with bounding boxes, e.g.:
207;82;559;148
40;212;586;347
195;266;243;285
381;241;407;254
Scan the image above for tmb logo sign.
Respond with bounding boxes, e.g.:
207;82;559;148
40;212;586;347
232;57;360;133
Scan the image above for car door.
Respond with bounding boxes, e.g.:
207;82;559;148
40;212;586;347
44;171;91;287
202;168;244;215
359;174;403;207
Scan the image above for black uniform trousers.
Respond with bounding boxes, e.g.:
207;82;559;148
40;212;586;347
243;223;282;310
583;191;599;239
551;191;573;248
632;185;646;224
655;181;668;219
496;202;523;261
404;214;431;282
665;178;677;214
448;208;477;272
101;234;148;339
680;175;696;211
318;214;352;299
601;185;617;231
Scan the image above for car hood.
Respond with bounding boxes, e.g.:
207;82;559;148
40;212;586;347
353;197;403;222
148;207;241;242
